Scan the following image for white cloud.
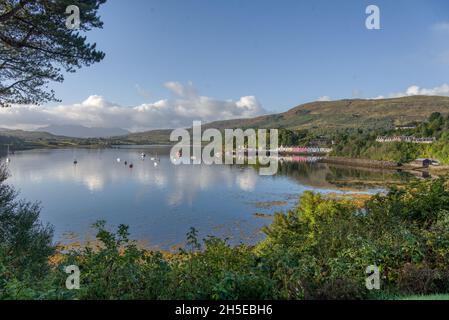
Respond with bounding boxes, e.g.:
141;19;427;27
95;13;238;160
0;82;266;132
317;96;331;102
375;84;449;100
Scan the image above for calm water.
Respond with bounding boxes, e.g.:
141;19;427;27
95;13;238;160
2;147;414;249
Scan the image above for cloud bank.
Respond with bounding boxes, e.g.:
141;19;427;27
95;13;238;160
375;84;449;99
319;84;449;102
0;82;266;132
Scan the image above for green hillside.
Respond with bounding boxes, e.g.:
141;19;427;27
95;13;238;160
111;129;173;145
0;129;108;150
114;95;449;144
206;95;449;131
0;129;65;141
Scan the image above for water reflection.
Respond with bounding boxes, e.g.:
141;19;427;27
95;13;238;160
2;147;415;249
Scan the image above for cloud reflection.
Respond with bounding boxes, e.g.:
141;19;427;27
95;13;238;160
6;149;260;205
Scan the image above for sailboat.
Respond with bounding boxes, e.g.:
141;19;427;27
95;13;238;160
5;144;11;164
72;149;78;165
152;153;160;167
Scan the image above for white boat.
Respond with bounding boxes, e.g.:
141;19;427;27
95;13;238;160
152;153;160;162
117;158;121;163
5;144;11;164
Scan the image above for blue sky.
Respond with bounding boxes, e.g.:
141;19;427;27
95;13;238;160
3;0;449;131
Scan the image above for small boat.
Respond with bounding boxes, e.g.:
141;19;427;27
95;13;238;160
73;160;78;165
116;158;121;163
5;144;11;163
153;162;158;167
129;164;134;169
124;161;128;165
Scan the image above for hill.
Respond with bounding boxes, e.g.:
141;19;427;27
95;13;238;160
0;129;108;150
205;95;449;131
0;128;64;141
116;96;449;144
111;129;173;145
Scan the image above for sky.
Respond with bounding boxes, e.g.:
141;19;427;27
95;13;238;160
3;0;449;131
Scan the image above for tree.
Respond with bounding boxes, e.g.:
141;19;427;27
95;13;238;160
0;0;106;107
0;164;54;281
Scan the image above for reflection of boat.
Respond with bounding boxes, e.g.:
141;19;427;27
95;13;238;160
152;153;160;166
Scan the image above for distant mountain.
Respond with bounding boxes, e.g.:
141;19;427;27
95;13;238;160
38;125;130;138
115;95;449;144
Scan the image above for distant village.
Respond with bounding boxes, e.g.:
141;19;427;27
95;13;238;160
375;136;436;144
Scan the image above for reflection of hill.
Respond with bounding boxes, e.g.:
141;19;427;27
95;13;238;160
277;162;415;190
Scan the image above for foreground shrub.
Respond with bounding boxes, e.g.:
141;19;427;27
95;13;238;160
57;224;275;300
257;177;449;299
0;165;55;299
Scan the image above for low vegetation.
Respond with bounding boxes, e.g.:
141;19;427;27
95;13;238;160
330;112;449;165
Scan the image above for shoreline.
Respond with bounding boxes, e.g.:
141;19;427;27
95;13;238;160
320;156;448;177
5;144;449;176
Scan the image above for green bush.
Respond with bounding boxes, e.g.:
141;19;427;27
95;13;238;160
257;177;449;299
0;165;56;299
